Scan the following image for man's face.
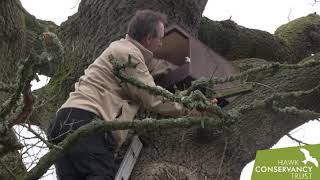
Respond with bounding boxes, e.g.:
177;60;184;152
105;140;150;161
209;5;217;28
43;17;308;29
144;22;164;52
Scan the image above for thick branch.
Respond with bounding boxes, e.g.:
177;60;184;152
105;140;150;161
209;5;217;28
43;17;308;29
110;56;227;118
23;116;225;180
0;57;36;121
273;106;320;118
9;84;34;126
0;34;62;157
235;83;320;114
214;59;320;85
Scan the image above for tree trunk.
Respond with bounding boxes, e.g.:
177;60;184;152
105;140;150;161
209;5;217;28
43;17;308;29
1;0;320;179
0;0;57;178
0;0;33;178
30;0;208;130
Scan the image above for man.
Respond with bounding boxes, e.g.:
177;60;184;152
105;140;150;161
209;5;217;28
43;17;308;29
48;9;201;180
48;10;215;180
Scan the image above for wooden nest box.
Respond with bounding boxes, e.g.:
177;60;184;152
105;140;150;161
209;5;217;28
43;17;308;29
154;25;239;91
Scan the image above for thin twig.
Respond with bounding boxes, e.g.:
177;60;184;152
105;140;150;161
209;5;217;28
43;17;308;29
215;139;228;180
286;133;308;145
287;8;292;22
70;0;81;9
311;0;320;6
20;124;63;150
247;82;275;91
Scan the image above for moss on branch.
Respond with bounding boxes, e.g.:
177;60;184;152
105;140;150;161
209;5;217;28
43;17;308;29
23;116;226;180
110;55;227;118
207;58;320;85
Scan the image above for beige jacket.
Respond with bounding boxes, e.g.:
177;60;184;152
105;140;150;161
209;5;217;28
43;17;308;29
61;35;186;147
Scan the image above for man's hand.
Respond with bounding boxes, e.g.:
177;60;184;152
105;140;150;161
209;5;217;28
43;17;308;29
210;98;218;104
187;98;219;117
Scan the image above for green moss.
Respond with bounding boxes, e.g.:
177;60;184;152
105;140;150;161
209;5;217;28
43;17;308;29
299;51;320;64
21;13;43;34
275;13;320;43
46;56;75;96
275;13;320;63
198;17;291;62
21;10;58;37
31;58;77;129
232;58;272;72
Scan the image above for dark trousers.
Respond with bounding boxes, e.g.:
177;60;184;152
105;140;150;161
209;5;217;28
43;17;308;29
47;108;116;180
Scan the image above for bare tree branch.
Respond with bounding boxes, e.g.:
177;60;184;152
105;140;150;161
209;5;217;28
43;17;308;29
311;0;320;6
20;124;62;150
286;133;309;145
215;139;228;180
287;8;292;22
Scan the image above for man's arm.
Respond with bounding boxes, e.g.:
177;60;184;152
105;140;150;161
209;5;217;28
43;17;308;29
119;54;187;117
147;58;179;78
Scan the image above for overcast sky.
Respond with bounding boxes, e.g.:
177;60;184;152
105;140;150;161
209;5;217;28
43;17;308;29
203;0;320;33
19;1;320;179
20;0;320;33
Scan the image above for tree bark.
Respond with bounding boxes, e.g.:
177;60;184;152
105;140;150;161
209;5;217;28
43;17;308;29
275;13;320;63
198;14;320;63
0;0;34;178
130;58;320;179
198;17;292;62
1;0;320;179
30;0;208;130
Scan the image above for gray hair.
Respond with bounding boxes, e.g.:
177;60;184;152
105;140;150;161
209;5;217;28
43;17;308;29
127;9;167;42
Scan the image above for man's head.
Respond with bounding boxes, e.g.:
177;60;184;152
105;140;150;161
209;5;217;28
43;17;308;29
127;10;167;52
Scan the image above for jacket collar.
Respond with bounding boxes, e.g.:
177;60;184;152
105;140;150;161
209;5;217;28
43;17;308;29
125;35;153;63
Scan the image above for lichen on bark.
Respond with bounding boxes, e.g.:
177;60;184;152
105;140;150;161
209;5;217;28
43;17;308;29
275;13;320;63
1;0;320;179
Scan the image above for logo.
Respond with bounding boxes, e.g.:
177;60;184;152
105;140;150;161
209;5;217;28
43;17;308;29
251;144;320;180
300;148;318;167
